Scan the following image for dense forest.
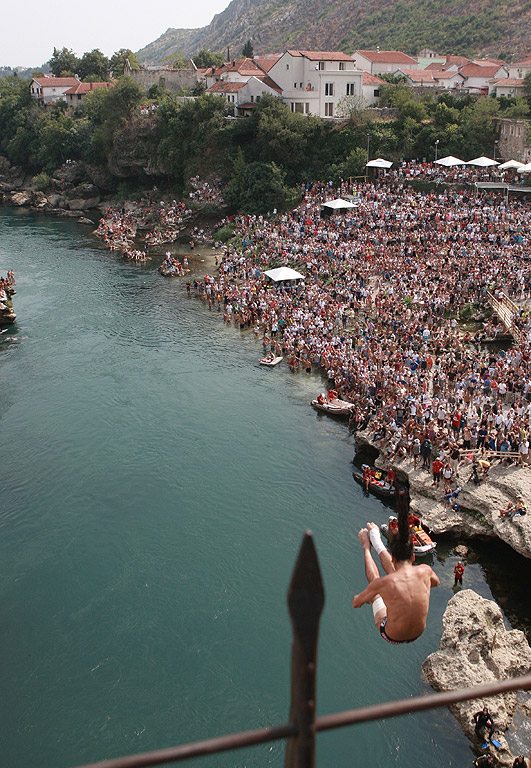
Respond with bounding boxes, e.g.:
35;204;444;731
1;72;530;214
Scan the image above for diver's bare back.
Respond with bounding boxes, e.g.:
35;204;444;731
377;563;435;640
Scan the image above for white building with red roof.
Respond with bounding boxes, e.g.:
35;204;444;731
488;78;527;99
204;57;283;113
458;62;507;93
267;50;364;117
64;81;114;107
30;76;81;104
361;72;387;104
352;50;418;75
508;56;531;80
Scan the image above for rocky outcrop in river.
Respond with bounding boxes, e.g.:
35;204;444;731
423;590;531;766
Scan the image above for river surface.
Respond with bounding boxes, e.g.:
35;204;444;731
0;207;527;768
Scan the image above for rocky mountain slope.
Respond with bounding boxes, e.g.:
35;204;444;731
136;0;531;64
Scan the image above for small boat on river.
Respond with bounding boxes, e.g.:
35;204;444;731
311;389;354;417
352;464;396;499
260;354;283;367
381;514;437;555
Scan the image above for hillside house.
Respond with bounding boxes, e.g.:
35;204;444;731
458;62;507;93
508;56;531;80
352;50;417;75
64;81;114;107
206;75;281;113
395;68;465;88
361;72;386;105
267;50;364;118
124;58;197;94
30;76;81;104
489;78;527;99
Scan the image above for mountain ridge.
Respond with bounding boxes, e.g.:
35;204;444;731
136;0;531;65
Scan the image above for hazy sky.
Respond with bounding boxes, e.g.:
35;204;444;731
2;0;230;68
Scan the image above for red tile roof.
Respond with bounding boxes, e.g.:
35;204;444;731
443;55;470;68
511;56;531;66
471;58;506;67
459;63;504;78
491;78;525;86
254;55;282;72
33;76;80;87
206;81;246;93
64;81;113;95
362;72;387;85
259;75;282;93
355;50;417;64
287;50;354;61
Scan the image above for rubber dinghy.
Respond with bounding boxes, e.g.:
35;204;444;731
381;514;437;555
352;464;396;499
260;354;283;367
311;389;355;417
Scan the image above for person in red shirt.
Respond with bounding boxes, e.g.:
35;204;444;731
454;561;465;587
432;457;444;488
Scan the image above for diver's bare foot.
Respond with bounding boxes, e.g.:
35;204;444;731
358;528;370;548
367;521;379;532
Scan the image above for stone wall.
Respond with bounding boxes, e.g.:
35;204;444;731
124;60;198;95
498;118;531;163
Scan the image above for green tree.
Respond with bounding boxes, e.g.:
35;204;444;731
227;160;292;213
193;49;225;69
110;49;139;75
49;47;80;77
242;40;254;58
78;49;110;81
164;52;189;69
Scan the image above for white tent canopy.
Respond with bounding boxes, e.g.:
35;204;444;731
435;156;465;166
366;158;393;168
498;159;525;170
321;198;356;210
466;156;499;167
264;267;304;282
517;162;531;173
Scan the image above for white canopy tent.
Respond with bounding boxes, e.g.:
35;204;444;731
366;158;393;169
517;162;531;173
264;267;304;282
498;159;525;170
321;198;356;210
466;156;499;167
435;156;465;166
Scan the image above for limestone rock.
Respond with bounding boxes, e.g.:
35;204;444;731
423;590;531;766
53;161;85;185
32;191;48;209
66;182;100;211
10;190;32;206
77;217;94;225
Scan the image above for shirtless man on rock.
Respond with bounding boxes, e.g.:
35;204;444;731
352;488;440;644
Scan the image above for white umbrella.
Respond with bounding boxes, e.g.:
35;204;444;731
435;155;465;166
321;198;356;210
264;267;304;282
517;162;531;173
366;158;393;169
498;159;525;170
466;156;499;167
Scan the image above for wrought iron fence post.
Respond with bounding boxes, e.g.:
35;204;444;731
284;531;325;768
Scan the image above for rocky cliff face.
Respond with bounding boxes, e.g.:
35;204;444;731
136;0;531;63
423;590;531;766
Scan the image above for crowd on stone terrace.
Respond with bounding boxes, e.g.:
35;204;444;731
194;171;531;492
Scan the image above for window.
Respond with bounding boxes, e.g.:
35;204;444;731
256;95;261;102
250;95;254;102
374;89;380;97
286;63;289;70
291;102;309;114
300;83;303;88
339;62;345;71
318;62;324;70
324;102;334;117
324;82;334;96
346;82;356;96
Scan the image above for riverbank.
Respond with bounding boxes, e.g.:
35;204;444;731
354;429;531;558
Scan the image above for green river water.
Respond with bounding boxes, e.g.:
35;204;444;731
0;207;529;768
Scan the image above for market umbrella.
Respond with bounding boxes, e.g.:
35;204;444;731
321;198;356;210
264;267;304;282
466;156;499;167
498;159;525;170
435;156;465;166
366;158;393;168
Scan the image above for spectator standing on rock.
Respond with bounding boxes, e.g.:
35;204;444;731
513;756;526;768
